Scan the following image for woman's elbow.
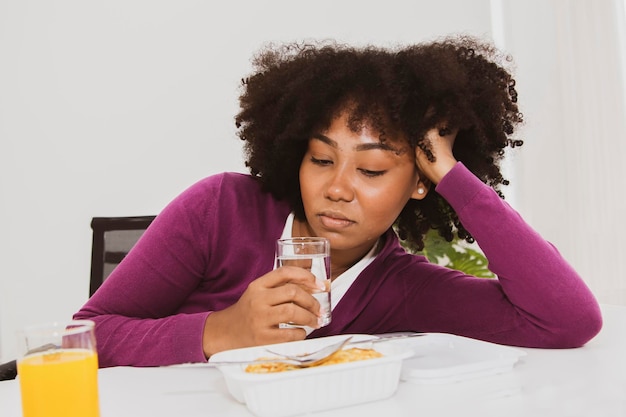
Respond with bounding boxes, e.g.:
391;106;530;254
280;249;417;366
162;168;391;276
546;306;603;348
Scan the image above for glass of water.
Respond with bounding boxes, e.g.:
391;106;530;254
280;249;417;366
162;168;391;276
275;237;331;328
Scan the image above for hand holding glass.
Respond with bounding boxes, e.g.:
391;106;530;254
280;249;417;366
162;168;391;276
16;320;100;417
275;237;331;328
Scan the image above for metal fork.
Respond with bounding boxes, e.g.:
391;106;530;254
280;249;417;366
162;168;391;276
209;336;353;368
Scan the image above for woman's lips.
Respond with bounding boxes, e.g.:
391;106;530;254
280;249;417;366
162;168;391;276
318;212;355;228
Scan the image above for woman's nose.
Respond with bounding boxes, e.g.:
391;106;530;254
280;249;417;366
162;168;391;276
324;171;355;202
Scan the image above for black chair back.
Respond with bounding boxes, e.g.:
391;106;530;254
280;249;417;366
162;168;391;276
90;216;156;296
0;360;17;381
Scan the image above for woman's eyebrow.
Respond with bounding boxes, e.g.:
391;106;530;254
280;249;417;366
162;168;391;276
312;133;338;147
355;142;397;152
311;133;398;152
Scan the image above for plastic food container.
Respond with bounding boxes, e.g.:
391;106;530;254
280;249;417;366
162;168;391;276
209;334;414;417
398;333;526;384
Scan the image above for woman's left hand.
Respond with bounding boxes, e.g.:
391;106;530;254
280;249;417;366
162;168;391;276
415;126;459;185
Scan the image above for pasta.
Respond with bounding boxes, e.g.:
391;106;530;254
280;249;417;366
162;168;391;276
245;347;383;373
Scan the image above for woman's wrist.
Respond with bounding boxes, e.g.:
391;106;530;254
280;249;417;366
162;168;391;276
202;311;223;358
425;156;458;185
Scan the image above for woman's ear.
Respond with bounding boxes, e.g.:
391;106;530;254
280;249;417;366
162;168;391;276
410;177;430;200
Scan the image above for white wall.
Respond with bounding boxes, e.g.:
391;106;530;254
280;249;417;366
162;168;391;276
0;0;493;362
495;0;626;306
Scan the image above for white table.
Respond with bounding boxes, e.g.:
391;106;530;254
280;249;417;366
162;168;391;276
2;304;625;417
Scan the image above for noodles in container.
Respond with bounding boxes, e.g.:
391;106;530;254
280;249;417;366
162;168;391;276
208;334;414;417
245;347;383;373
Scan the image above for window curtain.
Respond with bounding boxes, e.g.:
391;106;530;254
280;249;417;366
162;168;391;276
492;0;626;305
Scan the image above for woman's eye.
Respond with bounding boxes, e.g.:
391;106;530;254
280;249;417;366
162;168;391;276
310;157;332;166
360;169;386;177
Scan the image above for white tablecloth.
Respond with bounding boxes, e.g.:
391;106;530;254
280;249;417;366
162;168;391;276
2;304;625;417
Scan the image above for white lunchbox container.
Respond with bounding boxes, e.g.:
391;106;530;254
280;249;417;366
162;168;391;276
209;334;414;417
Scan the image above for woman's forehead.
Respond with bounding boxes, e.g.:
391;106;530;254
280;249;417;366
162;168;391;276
319;113;411;155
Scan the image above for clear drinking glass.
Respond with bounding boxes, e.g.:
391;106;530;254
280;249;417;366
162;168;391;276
16;320;100;417
276;237;331;328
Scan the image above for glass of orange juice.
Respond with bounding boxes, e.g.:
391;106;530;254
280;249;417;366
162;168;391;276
16;320;100;417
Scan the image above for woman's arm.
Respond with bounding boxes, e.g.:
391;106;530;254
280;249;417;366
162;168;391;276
411;127;602;347
74;192;215;367
431;162;602;347
74;174;323;367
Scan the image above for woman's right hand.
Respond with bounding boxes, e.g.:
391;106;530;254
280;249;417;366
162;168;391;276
415;126;459;185
201;266;323;358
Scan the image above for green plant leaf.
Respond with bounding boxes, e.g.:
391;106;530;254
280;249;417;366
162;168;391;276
403;229;495;279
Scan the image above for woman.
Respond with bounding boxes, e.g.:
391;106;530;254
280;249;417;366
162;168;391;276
75;36;602;367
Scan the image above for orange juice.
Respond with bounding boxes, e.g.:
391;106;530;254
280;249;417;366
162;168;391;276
17;349;100;417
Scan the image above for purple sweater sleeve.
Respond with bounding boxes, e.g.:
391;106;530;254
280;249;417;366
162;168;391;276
74;187;214;367
75;173;289;367
429;162;602;347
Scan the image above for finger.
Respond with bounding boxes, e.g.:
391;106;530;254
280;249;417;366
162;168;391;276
263;266;325;291
259;283;322;328
270;301;321;329
262;327;307;345
232;324;307;350
265;282;321;311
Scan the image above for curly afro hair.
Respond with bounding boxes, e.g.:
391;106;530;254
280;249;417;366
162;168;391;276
235;35;524;251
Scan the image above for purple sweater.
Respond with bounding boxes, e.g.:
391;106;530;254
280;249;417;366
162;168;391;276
75;163;602;367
